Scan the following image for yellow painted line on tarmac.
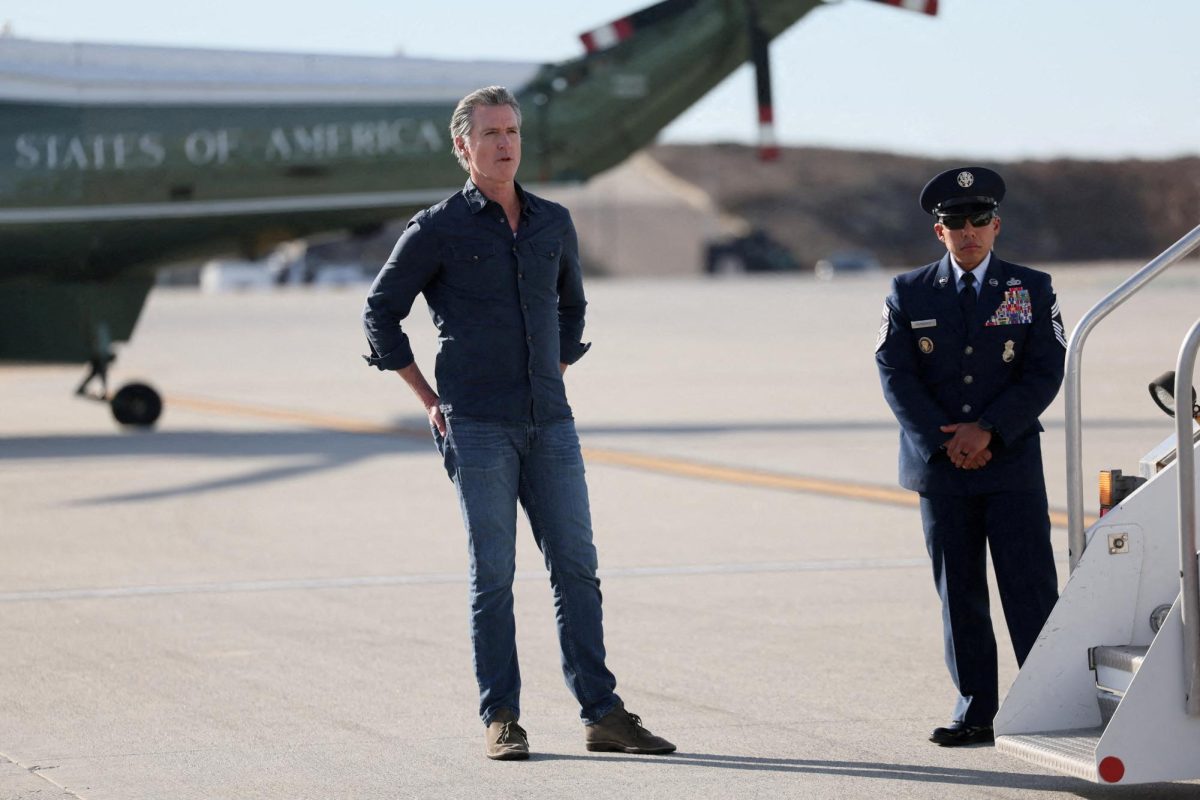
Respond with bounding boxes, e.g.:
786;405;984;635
167;393;421;436
584;448;1086;529
165;392;1087;528
581;447;919;506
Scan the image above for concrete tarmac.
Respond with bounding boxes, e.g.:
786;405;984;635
2;262;1199;799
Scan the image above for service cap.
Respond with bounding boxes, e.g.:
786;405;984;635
919;166;1006;216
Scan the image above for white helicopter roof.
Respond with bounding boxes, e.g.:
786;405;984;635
0;36;543;105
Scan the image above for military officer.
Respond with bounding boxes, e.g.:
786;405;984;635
875;167;1066;747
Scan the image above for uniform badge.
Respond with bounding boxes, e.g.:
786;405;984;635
957;171;974;188
1007;278;1022;286
1002;340;1016;363
919;337;934;354
937;275;949;287
988;278;999;287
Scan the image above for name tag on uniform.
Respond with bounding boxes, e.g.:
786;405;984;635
911;319;937;329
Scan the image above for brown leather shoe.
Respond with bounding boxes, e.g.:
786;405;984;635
485;709;529;760
585;703;675;754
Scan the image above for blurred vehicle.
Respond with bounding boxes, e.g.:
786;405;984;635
704;229;801;275
311;263;373;287
199;259;273;293
814;251;882;280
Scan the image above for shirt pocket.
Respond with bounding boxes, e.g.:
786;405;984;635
528;239;562;275
441;238;502;298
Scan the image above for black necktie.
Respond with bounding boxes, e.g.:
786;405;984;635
959;272;977;325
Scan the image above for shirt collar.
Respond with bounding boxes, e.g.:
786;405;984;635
951;252;992;288
462;178;540;216
516;183;540;216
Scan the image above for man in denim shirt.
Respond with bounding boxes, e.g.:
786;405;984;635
362;86;673;761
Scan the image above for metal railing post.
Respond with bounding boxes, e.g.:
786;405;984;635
1064;224;1200;573
1174;322;1200;716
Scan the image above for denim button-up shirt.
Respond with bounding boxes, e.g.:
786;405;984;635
362;180;590;423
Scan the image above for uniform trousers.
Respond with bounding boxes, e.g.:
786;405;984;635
918;487;1059;726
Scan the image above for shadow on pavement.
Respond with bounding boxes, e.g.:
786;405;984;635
531;751;1193;795
0;412;1167;506
0;429;432;505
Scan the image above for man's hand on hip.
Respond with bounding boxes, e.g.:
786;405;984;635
395;362;445;435
427;402;446;436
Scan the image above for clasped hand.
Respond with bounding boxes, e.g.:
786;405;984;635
941;422;992;470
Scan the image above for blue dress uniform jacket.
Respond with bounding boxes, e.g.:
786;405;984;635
876;254;1066;494
877;252;1066;727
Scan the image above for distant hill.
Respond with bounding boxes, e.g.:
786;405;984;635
649;144;1200;269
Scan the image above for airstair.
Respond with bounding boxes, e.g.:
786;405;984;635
995;224;1200;784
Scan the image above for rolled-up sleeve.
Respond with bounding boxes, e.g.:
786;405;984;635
556;214;591;364
362;217;440;370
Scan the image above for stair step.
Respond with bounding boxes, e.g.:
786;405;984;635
1097;689;1121;725
996;727;1105;782
1092;644;1149;672
1092;645;1148;694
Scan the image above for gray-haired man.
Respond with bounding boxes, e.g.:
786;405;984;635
362;86;673;760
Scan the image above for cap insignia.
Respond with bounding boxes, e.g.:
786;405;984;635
957;171;975;188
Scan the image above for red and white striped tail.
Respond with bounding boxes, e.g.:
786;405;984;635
580;18;636;53
579;0;698;53
758;108;780;162
869;0;938;15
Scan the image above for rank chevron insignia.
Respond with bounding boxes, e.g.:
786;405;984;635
875;305;890;352
1051;300;1067;348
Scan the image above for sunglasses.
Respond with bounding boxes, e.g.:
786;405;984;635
938;210;996;230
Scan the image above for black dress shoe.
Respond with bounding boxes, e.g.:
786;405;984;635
929;721;994;747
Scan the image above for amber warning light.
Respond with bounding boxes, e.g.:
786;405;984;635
1099;469;1146;516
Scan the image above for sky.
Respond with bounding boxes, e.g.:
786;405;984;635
5;0;1198;162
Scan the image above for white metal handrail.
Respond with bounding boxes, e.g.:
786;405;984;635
1174;322;1200;716
1065;224;1200;572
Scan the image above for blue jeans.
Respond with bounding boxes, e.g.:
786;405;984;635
433;417;620;725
